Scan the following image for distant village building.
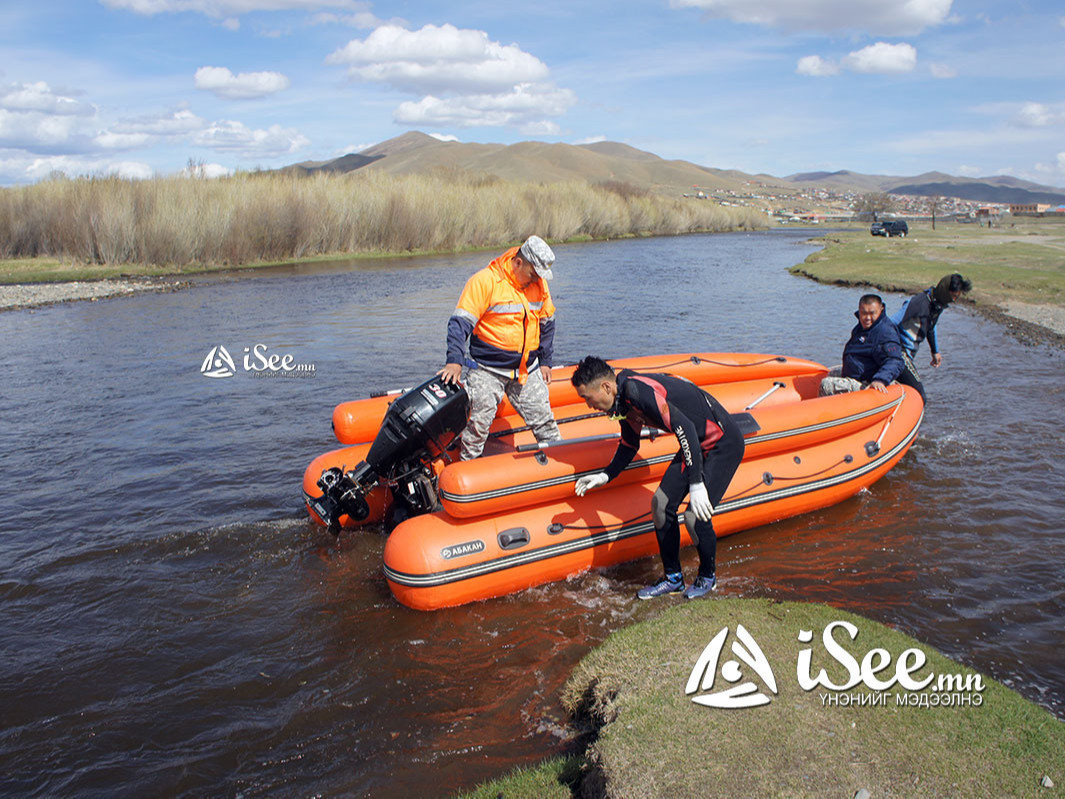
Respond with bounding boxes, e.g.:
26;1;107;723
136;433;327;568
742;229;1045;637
1009;203;1051;215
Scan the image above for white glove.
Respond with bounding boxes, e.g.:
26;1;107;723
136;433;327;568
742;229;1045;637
575;472;609;496
688;482;714;522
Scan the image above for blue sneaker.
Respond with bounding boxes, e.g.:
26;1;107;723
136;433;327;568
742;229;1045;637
637;573;685;600
683;575;717;600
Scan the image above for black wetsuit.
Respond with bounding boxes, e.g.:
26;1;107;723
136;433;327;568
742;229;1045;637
604;370;745;578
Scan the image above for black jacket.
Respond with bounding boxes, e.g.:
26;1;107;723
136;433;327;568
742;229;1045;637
842;311;905;385
603;370;736;483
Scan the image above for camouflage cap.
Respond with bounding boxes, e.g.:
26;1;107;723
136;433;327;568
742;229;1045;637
519;235;555;281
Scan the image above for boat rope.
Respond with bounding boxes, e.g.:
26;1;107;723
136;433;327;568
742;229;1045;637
549;510;653;533
489;410;605;440
367;356;791;398
611;355;790;371
723;455;857;501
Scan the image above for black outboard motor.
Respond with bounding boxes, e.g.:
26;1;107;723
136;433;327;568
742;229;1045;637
311;376;470;534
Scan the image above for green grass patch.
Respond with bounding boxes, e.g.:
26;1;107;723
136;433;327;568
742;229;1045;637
456;755;583;799
793;223;1065;309
0;256;210;284
467;599;1065;797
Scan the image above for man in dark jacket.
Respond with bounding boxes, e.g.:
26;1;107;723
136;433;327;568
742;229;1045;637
821;294;924;400
570;357;745;601
891;273;971;367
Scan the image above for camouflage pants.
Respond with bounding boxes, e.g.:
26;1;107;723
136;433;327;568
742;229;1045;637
819;371;864;396
460;366;561;460
819;357;925;399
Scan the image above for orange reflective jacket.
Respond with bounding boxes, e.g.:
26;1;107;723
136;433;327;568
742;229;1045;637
447;247;556;382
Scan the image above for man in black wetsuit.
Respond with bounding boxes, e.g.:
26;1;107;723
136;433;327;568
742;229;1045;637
570;356;745;600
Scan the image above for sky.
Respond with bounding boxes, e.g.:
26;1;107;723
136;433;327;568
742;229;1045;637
2;0;1064;187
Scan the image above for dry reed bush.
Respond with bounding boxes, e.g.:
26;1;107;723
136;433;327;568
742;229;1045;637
0;171;764;268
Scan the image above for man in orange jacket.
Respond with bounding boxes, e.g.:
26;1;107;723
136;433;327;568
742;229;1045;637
439;235;562;460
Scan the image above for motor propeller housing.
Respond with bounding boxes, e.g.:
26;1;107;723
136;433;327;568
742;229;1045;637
312;376;470;534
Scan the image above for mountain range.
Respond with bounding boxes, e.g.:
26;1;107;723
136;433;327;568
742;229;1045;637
281;131;1065;207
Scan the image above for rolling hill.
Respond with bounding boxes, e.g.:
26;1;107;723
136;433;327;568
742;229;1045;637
280;131;784;196
785;169;1065;205
281;132;1065;206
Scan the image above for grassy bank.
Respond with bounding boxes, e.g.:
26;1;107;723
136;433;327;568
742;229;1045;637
461;599;1065;798
791;221;1065;310
0;170;765;283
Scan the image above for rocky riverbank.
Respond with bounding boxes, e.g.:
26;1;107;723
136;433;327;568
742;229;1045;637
0;278;188;312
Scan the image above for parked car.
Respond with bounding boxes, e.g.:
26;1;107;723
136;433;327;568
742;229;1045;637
871;220;908;237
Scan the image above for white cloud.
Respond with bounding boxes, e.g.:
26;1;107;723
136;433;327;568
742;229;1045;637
310;9;384;28
94;131;153;149
194;66;290;99
192;119;309;154
393;84;576;130
1028;154;1065;188
574;135;607;145
180;161;234;177
21;154;153;181
842;42;917;74
106;160;156;179
0;76;307;180
428;132;459;142
328;23;549;94
333;142;374;155
112;109;206;136
0;82;106;154
1015;102;1065;128
520;120;562;136
0;108;86;150
797;44;915;77
0;90;208;157
796;55;840;77
955;164;983;177
329;23;574;133
0;81;94;116
929;62;957;78
101;0;364;18
669;0;953;36
91;109;208;151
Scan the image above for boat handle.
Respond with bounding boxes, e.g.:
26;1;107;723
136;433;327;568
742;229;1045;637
498;527;531;550
745;381;785;410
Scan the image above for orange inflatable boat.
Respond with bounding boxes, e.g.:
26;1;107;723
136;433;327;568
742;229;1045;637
329;353;825;445
384;383;923;610
301;353;923;610
303;354;828;530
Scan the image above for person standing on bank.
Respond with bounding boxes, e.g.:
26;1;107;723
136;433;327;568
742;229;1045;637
439;235;562;461
570;357;745;600
891;273;972;368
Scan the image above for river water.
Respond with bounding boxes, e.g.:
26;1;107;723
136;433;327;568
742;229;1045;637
1;230;1063;796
